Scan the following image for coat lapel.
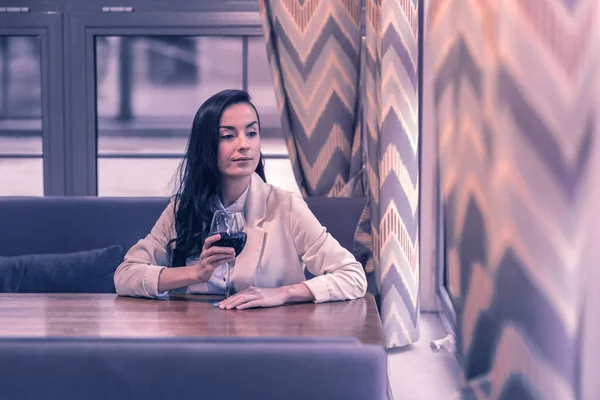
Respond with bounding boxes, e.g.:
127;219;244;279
232;173;270;291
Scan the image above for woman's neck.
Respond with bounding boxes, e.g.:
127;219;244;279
220;175;251;208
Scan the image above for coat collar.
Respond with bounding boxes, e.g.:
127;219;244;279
244;172;271;227
231;173;271;291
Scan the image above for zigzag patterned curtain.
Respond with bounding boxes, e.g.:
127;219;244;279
259;0;421;349
366;0;420;348
257;0;374;277
425;0;599;397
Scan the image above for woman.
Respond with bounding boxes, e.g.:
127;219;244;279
114;89;367;309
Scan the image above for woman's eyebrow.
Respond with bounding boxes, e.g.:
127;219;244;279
219;121;258;130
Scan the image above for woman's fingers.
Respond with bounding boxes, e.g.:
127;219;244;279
202;246;234;259
220;294;256;310
218;287;260;309
235;299;264;310
203;254;235;267
216;287;286;310
202;234;221;250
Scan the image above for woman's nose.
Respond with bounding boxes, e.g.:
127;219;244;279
237;135;250;149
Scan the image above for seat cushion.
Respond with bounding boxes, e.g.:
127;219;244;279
0;337;387;400
0;245;123;293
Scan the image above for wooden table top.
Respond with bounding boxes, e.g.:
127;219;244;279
0;293;384;346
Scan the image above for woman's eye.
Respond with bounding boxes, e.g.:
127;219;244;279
247;131;257;137
220;134;234;140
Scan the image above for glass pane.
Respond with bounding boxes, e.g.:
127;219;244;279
0;36;43;195
0;158;43;196
96;35;243;152
0;36;41;118
95;35;297;197
98;156;301;197
443;205;460;308
96;36;243;195
97;158;181;197
247;36;281;136
247;37;298;194
263;158;300;195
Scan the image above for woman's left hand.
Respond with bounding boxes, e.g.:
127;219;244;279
218;286;288;310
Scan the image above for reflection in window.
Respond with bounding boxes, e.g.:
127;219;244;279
96;36;243;124
0;36;42;118
147;37;198;86
0;36;43;196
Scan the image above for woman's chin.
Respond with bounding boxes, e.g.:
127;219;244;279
222;168;255;180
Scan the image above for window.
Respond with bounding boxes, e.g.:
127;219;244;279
95;35;243;196
0;36;43;196
247;36;280;136
0;7;297;197
94;34;297;196
437;184;457;331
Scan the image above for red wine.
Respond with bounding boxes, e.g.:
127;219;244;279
213;232;247;256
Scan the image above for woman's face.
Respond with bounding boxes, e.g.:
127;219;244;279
217;103;261;181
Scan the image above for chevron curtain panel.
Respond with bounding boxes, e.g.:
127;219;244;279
260;0;421;349
425;0;599;398
364;0;421;348
258;0;375;277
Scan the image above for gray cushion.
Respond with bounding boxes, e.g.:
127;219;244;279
0;337;387;400
0;245;123;293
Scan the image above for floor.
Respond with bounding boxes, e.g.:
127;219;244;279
387;313;462;400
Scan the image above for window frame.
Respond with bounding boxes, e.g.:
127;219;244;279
0;13;66;195
67;11;264;195
417;0;457;335
434;165;457;335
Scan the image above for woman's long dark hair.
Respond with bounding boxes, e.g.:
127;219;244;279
169;89;266;267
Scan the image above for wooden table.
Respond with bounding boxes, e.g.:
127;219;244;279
0;293;384;346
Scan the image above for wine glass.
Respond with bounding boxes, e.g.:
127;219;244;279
209;210;247;299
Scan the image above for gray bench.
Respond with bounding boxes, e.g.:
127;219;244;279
0;337;387;400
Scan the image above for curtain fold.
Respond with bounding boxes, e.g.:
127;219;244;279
259;0;421;349
258;0;374;273
370;0;421;348
425;0;599;397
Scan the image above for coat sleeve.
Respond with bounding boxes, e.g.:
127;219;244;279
113;200;176;298
288;194;368;303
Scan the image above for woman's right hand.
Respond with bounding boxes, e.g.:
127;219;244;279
194;234;236;283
